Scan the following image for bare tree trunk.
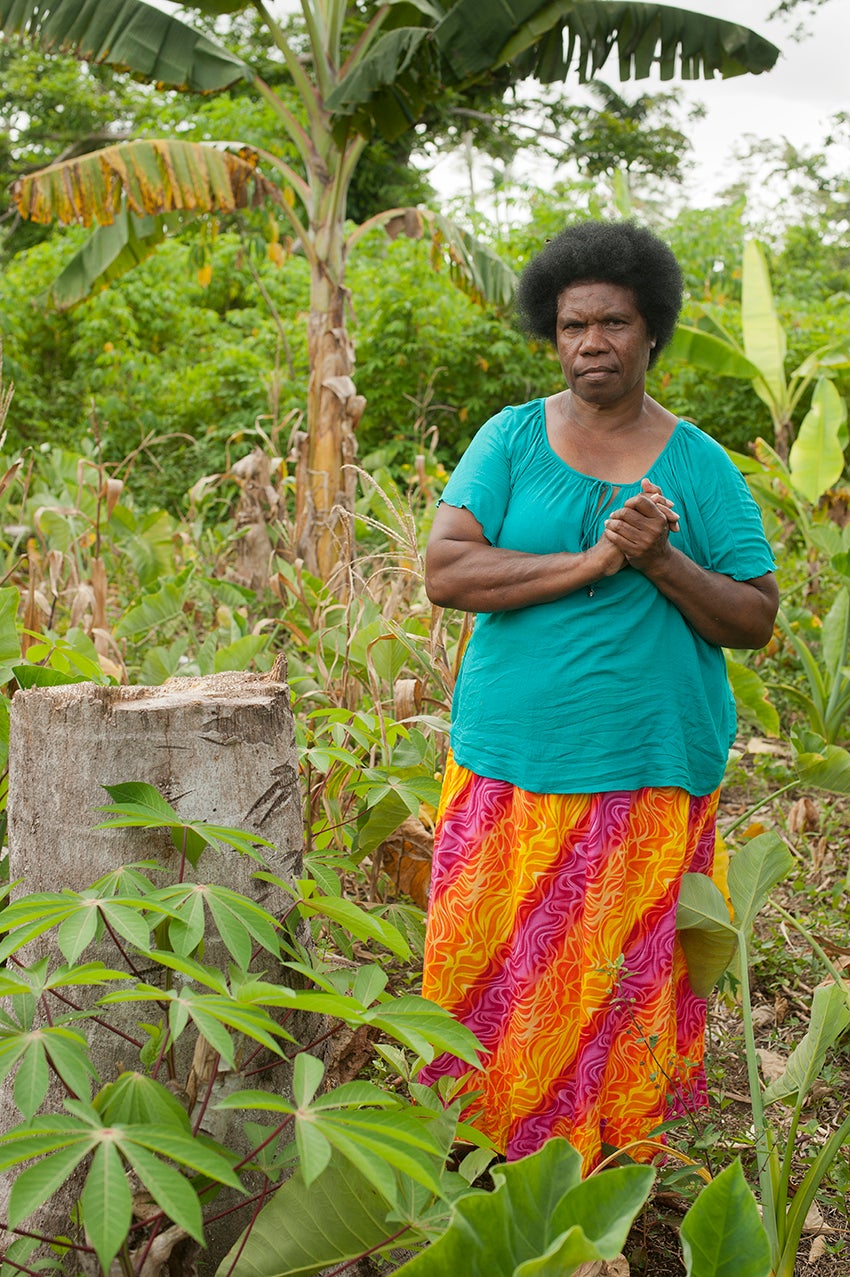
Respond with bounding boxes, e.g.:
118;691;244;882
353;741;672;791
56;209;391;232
295;273;365;590
0;668;307;1273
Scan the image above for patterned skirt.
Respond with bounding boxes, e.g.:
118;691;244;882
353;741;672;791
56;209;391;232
419;754;724;1172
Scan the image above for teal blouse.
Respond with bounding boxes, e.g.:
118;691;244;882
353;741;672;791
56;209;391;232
442;399;775;797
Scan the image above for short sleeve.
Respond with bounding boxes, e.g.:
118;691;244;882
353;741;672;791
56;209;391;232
439;409;514;545
679;437;775;581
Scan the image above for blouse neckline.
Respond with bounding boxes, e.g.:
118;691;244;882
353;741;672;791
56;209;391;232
535;397;685;487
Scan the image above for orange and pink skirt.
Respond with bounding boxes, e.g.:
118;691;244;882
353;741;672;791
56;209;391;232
419;754;724;1172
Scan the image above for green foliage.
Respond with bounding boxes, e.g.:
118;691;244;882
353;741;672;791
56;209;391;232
676;827;850;1277
679;1160;771;1277
393;1140;653;1277
0;786;481;1274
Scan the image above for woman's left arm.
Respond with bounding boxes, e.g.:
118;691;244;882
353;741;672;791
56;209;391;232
604;485;778;649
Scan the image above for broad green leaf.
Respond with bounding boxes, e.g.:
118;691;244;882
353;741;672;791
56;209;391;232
56;901;99;963
50;209;179;310
352;964;389;1007
762;982;850;1106
727;833;793;934
135;952;228;1002
793;739;850;793
298;1109;443;1202
680;1160;771;1277
215;1151;401;1277
0;0;250;91
13;664;88;688
0;586;22;684
325;27;435;140
205;891;255;969
80;1140;133;1274
167;887;208;957
741;239;786;409
100;780;183;823
789;377;847;504
440;0;779;84
114;571;195;640
43;1028;98;1105
0;695;10;775
214;634;269;672
820;587;850;685
668;326;761;381
394;1139;652;1276
676;874;738;999
725;657;780;737
139;639;189;686
521;1168;657;1274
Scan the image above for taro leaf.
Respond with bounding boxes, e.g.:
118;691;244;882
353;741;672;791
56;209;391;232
676;873;738;998
213;634;268;672
727;832;793;935
762;981;850;1107
793;739;850;793
393;1139;653;1277
13;664;88;688
114;570;195;639
215;1151;408;1277
680;1160;771;1277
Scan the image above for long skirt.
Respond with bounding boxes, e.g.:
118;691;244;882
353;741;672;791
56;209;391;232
418;754;724;1172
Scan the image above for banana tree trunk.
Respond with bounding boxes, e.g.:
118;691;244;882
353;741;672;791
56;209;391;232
295;275;364;587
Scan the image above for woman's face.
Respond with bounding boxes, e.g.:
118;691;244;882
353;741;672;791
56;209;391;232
555;281;655;407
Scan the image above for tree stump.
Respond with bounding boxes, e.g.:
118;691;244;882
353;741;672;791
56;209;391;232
0;668;307;1272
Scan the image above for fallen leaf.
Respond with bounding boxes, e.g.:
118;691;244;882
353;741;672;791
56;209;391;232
757;1048;786;1084
803;1201;828;1234
787;796;819;836
807;1236;827;1263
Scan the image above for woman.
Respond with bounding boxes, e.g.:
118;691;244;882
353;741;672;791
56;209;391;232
419;220;778;1172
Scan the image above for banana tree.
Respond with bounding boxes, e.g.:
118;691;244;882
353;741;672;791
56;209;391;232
0;1;779;584
670;238;850;464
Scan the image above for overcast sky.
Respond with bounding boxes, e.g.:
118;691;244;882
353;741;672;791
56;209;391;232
667;0;849;203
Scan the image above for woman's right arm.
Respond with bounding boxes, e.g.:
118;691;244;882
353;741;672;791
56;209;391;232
425;503;625;613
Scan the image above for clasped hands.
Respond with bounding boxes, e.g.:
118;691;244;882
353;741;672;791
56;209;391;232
596;478;679;574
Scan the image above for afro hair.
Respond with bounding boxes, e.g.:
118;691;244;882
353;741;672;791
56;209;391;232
514;220;683;367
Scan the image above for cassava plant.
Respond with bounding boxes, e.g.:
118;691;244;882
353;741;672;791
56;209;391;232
0;783;481;1275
